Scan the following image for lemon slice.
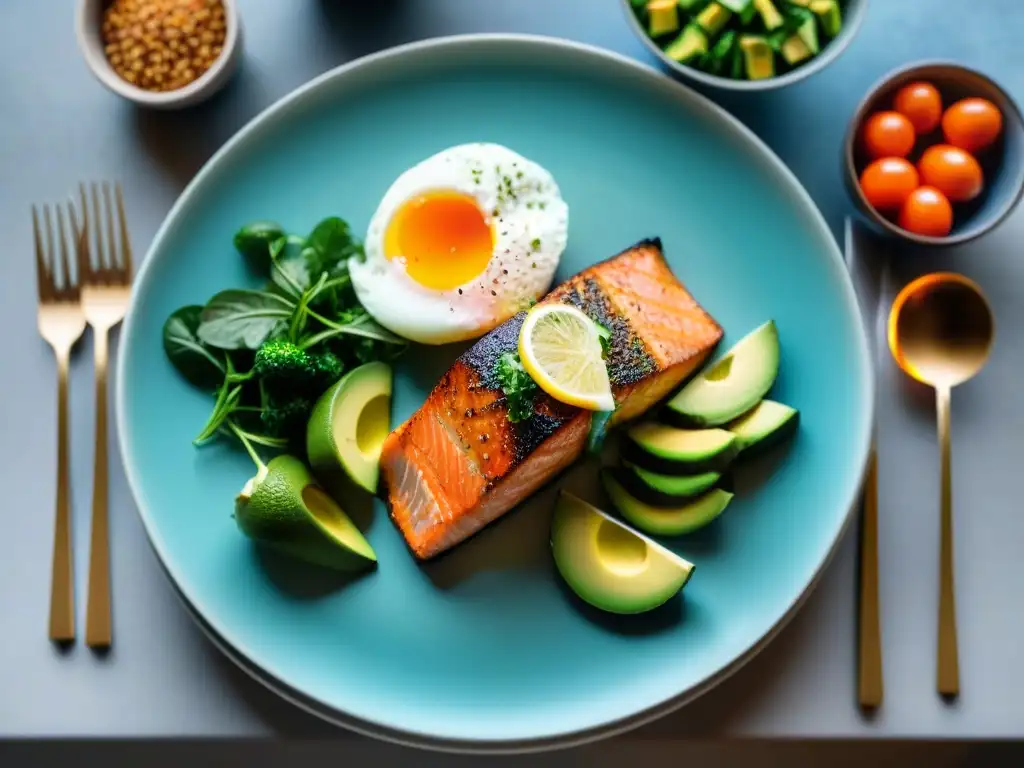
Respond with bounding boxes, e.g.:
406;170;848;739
518;303;614;411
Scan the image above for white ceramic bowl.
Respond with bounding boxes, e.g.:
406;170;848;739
76;0;242;109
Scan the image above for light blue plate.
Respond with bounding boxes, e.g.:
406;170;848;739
117;35;872;751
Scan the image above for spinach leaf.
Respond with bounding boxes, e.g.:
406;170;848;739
494;351;537;423
162;305;226;390
305;217;361;275
234;221;285;273
198;289;296;350
269;237;312;298
299;308;407;350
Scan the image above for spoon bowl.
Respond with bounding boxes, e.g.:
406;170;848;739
888;273;994;388
887;271;994;700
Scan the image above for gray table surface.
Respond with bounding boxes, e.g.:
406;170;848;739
3;0;1024;746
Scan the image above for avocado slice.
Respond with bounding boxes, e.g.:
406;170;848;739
810;0;842;37
235;455;377;571
739;36;776;80
780;32;812;65
753;0;784;30
603;471;734;537
728;399;799;454
646;0;680;37
796;16;820;52
665;25;709;64
695;2;733;37
666;320;780;427
551;491;695;615
307;362;392;495
623;461;721;503
623;421;739;474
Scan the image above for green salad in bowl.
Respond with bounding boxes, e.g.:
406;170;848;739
623;0;867;90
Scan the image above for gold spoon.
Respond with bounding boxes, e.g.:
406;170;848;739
887;272;994;699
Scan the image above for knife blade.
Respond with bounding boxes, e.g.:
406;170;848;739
845;216;884;711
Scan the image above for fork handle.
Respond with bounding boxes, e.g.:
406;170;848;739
48;350;75;643
85;329;112;649
857;447;883;709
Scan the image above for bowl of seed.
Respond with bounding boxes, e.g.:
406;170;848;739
76;0;241;109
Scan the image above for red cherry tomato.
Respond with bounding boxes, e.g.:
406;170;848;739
893;82;943;134
859;157;920;211
862;111;916;159
918;144;984;202
898;186;953;238
942;97;1004;153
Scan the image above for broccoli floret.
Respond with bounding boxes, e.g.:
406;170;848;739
253;340;314;393
309;350;344;392
260;396;312;438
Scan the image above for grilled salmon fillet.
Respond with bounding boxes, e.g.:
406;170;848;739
380;238;723;560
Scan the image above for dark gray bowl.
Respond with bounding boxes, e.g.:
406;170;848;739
620;0;868;91
844;61;1024;247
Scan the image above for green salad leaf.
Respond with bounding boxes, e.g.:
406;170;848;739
197;289;296;350
162;305;226;390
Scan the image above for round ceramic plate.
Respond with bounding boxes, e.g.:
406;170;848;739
118;34;872;752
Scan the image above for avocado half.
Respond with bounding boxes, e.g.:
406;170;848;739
235;455;377;571
602;471;733;537
551;491;694;615
728;399;799;456
307;362;392;495
623;421;739;474
666;320;780;427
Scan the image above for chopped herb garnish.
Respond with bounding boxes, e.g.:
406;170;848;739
531;238;541;251
594;321;612;357
494;351;538;423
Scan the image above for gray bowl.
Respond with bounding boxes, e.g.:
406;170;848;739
620;0;868;91
843;61;1024;247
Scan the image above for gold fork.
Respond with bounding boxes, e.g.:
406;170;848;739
35;202;87;643
78;182;133;649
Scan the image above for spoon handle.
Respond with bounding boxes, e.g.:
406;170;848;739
936;385;959;698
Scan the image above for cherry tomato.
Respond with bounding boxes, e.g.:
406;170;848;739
942;97;1003;153
859;157;920;211
862;111;916;159
893;81;943;134
918;144;984;202
898;186;953;238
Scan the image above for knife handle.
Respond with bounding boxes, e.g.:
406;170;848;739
858;448;883;710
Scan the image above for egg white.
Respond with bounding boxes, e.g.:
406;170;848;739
350;143;569;345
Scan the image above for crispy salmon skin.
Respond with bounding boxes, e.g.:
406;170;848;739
380;238;723;560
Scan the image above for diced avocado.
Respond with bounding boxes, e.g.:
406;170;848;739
623;422;739;474
679;0;711;10
728;399;800;454
796;15;820;52
623;460;722;503
646;0;680;37
753;0;785;30
603;471;734;537
740;36;776;79
665;25;709;63
780;32;812;65
234;455;377;571
695;2;733;37
667;320;780;425
551;491;695;615
810;0;842;37
718;0;755;23
307;362;392;495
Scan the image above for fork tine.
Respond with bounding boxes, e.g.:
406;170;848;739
43;204;58;288
76;184;91;282
57;205;73;296
90;182;105;271
115;183;133;279
32;205;52;301
103;182;119;274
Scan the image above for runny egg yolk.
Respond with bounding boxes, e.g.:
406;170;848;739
383;191;494;292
